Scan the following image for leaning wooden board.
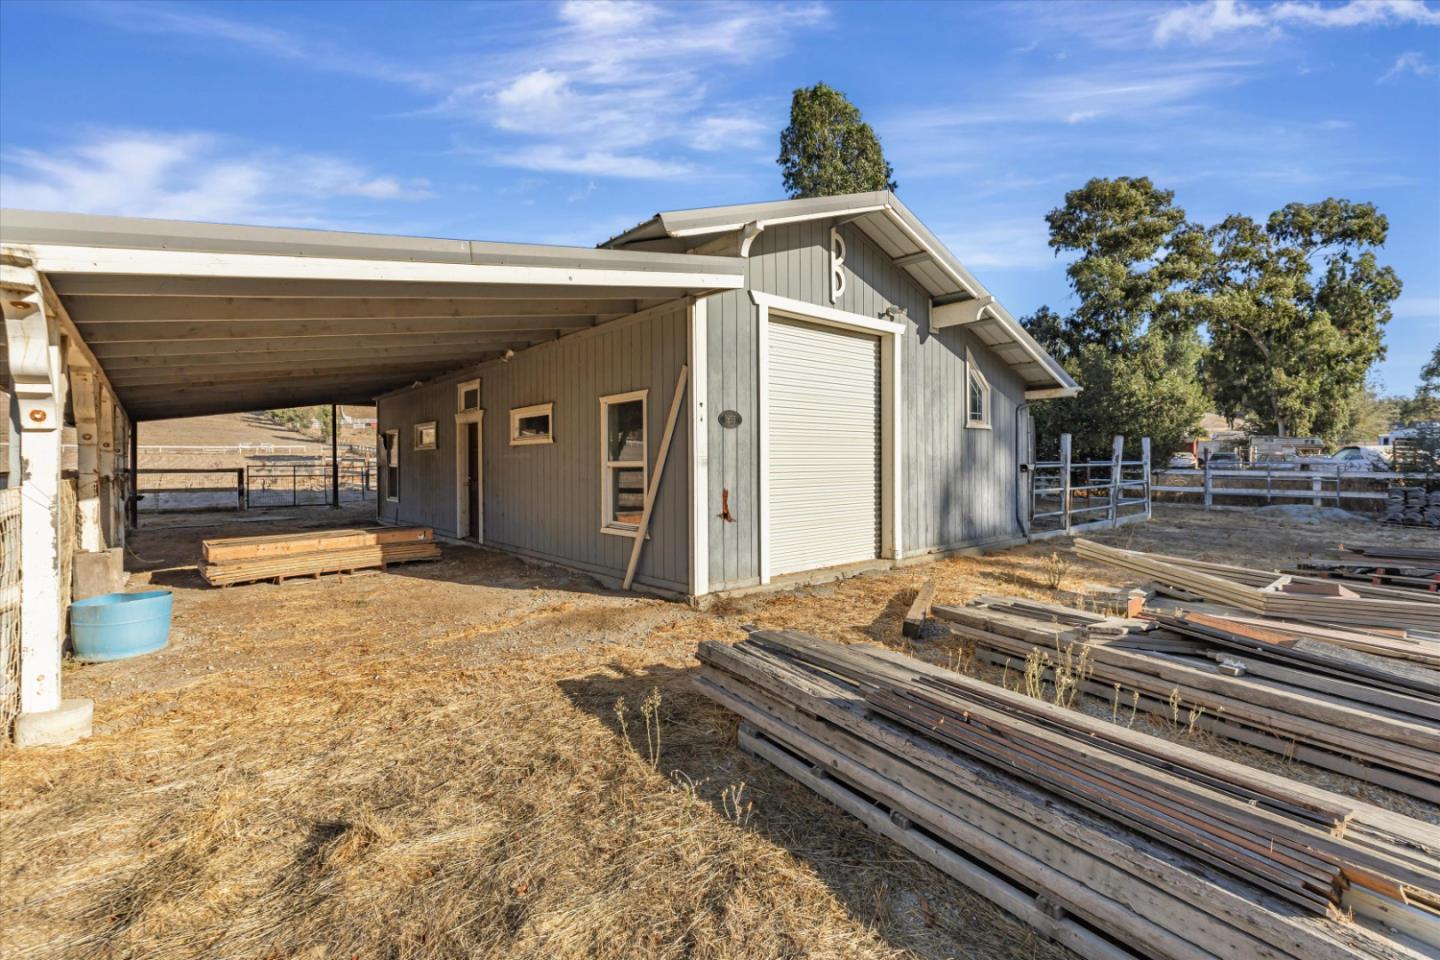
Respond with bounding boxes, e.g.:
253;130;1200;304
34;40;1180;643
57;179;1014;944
202;526;432;564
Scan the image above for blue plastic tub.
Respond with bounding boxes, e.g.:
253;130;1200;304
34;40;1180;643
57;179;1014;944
69;590;174;662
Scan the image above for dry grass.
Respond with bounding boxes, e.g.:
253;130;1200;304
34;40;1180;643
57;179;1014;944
2;504;1435;959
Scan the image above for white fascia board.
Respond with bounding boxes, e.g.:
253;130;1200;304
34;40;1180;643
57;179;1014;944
749;291;906;336
25;244;747;292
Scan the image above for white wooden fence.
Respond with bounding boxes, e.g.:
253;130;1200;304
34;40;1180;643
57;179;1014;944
1151;465;1423;512
1029;435;1152;540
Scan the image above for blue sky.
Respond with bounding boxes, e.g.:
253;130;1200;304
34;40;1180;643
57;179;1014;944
1;0;1437;392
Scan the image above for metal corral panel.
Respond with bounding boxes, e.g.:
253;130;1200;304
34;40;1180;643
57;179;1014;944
767;318;880;576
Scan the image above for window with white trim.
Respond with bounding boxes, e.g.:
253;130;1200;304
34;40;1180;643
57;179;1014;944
600;390;647;534
509;402;554;445
966;350;991;429
414;421;437;450
457;379;481;413
383;429;400;501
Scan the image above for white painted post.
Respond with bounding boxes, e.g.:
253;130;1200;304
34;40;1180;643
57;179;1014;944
1141;437;1152;521
2;249;91;744
72;370;104;552
1109;435;1124;526
1311;473;1322;508
1203;458;1213;510
1059;434;1073;534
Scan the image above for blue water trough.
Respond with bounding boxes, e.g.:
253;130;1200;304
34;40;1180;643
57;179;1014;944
69;590;174;662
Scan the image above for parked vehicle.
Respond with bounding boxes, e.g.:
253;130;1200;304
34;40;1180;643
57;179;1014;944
1319;446;1393;472
1167;451;1198;469
1205;451;1244;467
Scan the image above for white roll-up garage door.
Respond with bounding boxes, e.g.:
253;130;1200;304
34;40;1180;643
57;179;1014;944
768;316;880;576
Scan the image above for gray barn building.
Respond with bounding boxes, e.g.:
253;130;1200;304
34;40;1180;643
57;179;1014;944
374;192;1078;598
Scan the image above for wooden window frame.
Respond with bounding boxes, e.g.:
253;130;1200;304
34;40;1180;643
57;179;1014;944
383;428;401;502
966;349;991;430
599;389;648;537
457;378;481;413
413;421;438;450
509;402;555;446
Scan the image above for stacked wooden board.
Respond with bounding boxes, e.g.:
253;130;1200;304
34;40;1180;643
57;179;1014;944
697;631;1440;960
1298;543;1440;594
935;598;1440;801
200;527;439;586
1074;539;1440;632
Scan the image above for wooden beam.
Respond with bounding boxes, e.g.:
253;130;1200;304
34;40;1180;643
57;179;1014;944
76;315;595;343
108;359;478;388
65;296;640;323
893;251;931;268
97;340;530;371
118;369;454;400
89;330;549;359
931;296;997;329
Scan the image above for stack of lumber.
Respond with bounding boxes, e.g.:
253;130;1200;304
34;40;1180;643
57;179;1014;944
1384;486;1440;527
1074;539;1440;632
936;598;1440;801
200;527;439;586
697;631;1440;960
1297;543;1440;595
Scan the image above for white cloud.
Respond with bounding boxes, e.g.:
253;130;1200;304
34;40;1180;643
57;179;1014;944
941;217;1060;271
436;1;828;177
1155;0;1269;45
1380;50;1439;81
71;1;830;182
689;115;768;152
1155;0;1440;45
0;130;432;223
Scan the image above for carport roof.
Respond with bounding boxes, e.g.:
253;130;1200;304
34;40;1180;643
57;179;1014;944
0;210;746;421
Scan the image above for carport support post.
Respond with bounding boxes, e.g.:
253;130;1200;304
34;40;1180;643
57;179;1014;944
72;370;104;552
330;403;339;509
128;419;139;529
1;249;92;746
98;386;116;546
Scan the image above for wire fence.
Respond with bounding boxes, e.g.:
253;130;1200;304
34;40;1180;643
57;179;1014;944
0;488;20;739
135;459;375;513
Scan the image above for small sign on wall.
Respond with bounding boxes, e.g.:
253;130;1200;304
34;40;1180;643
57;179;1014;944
717;410;743;429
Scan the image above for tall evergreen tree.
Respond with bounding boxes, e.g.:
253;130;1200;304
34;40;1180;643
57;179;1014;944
778;83;896;198
1200;200;1400;439
1022;177;1209;459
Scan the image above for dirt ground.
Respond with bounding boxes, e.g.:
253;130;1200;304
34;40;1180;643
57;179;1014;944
1;505;1436;960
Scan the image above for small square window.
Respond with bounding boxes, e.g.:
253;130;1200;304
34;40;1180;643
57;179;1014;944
457;379;481;413
414;421;438;450
966;351;991;429
509;402;554;446
599;390;647;535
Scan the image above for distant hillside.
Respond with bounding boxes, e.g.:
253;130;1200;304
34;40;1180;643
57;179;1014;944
140;408;376;449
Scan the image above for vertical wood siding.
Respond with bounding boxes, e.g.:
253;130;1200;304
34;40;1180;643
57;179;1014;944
377;305;691;594
705;220;1027;590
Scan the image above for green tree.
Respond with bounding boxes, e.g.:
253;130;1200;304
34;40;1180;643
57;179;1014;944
1022;177;1209;460
1200;200;1400;439
1397;343;1440;424
778;83;896;198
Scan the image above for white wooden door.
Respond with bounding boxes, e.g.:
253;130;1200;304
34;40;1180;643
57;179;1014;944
767;317;881;576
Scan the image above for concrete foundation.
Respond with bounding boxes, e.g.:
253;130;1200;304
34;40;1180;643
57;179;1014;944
13;698;93;748
72;547;125;601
